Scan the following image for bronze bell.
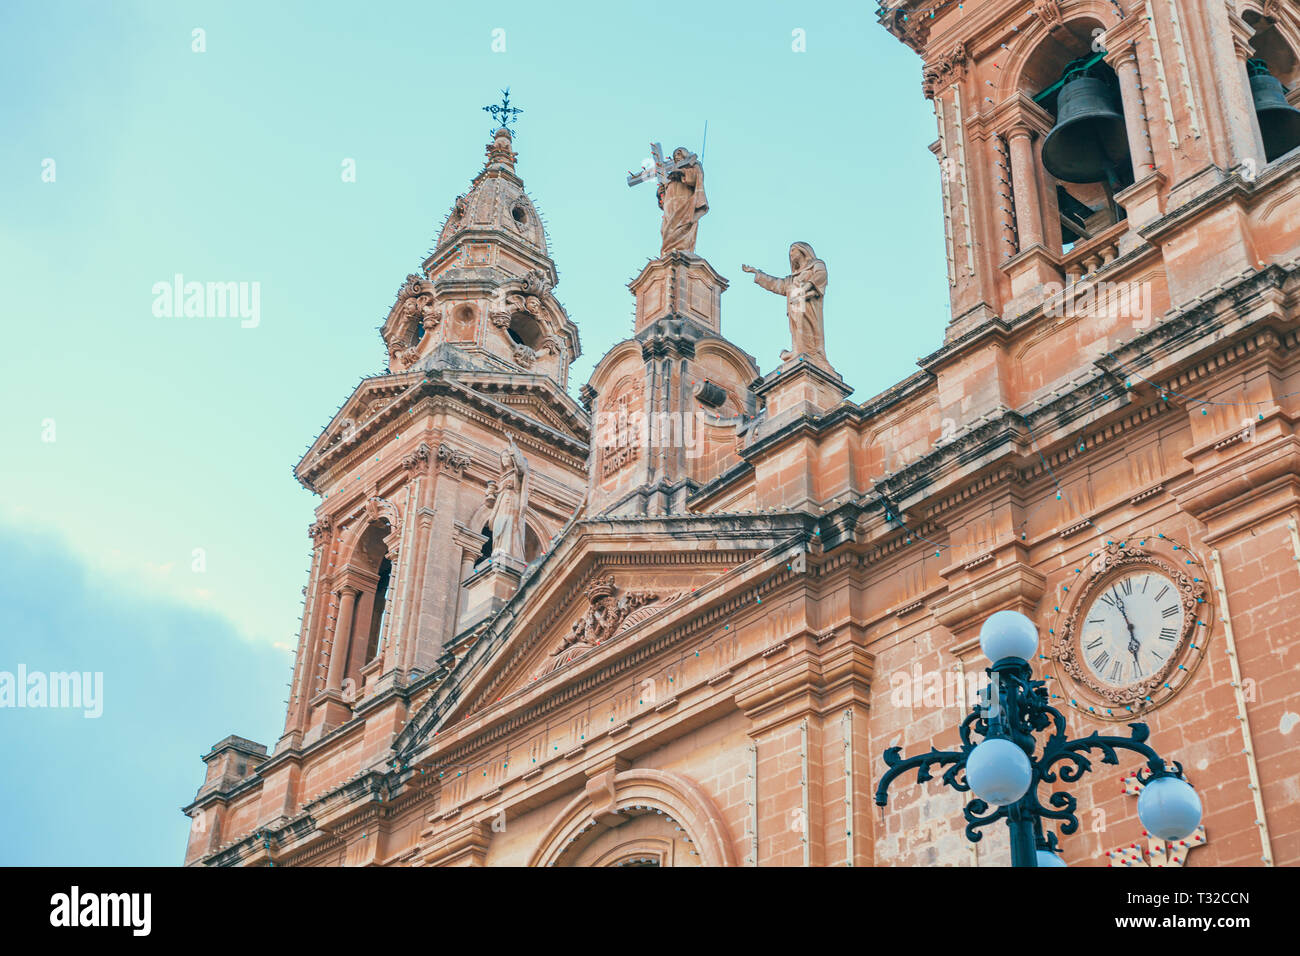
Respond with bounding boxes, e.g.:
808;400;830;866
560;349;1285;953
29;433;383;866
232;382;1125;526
1249;58;1300;163
1041;63;1130;184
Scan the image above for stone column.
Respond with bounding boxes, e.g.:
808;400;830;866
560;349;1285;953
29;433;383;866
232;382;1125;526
326;586;359;692
1199;0;1266;168
1112;49;1152;181
1007;125;1044;252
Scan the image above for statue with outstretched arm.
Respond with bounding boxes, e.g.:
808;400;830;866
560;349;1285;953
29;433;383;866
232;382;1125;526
742;242;830;370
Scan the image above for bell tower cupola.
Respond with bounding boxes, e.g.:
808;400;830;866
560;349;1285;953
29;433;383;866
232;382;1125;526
380;100;580;389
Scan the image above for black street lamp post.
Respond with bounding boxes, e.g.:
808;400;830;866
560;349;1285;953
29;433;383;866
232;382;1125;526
874;611;1203;867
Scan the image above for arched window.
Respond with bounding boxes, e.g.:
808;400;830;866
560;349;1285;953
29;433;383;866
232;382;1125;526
364;557;392;661
342;521;391;689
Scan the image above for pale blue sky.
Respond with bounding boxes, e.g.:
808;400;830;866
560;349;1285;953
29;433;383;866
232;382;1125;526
0;0;945;863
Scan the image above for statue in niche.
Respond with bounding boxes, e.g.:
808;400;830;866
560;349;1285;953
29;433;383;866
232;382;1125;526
742;242;831;370
488;438;530;563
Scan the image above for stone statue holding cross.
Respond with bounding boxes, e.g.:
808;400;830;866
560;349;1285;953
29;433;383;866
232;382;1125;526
628;143;709;257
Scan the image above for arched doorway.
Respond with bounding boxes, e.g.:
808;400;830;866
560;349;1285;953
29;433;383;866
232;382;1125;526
528;768;736;868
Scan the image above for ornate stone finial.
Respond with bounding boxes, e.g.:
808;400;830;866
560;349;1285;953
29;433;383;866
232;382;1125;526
484;127;518;172
481;89;522;172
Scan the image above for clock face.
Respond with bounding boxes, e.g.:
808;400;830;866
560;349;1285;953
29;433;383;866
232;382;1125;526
1050;540;1211;719
1079;570;1184;687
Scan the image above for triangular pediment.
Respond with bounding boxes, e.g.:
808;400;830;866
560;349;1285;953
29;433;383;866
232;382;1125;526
489;573;685;704
392;510;814;763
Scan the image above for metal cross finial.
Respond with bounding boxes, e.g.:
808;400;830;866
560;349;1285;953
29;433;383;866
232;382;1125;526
483;88;523;135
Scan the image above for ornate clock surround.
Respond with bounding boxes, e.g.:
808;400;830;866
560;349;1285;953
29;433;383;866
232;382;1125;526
1049;537;1212;720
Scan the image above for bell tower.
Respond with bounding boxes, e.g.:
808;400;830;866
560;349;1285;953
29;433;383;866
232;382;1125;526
279;113;590;756
884;0;1300;340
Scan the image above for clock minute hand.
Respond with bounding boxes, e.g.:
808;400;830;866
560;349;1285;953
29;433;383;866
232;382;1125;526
1111;585;1142;655
1112;587;1136;631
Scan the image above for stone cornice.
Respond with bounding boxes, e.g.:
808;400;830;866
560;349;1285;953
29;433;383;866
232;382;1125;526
296;370;590;491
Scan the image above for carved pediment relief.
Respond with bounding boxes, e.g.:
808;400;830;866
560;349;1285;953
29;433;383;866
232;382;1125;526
528;575;670;682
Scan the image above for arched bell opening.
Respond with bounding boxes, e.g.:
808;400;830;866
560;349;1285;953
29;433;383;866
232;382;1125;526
1245;11;1300;88
343;520;393;688
365;557;393;663
1243;13;1300;164
1036;53;1133;251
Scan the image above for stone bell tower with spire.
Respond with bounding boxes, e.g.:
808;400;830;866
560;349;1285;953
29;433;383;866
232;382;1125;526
187;113;594;852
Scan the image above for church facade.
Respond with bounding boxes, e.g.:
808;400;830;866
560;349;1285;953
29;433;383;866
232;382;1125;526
185;0;1300;867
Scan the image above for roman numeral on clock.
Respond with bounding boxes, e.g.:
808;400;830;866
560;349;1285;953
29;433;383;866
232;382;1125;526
1155;585;1170;601
1121;578;1133;596
1093;650;1110;671
1086;636;1104;649
1161;605;1179;619
1159;626;1177;641
1109;660;1122;682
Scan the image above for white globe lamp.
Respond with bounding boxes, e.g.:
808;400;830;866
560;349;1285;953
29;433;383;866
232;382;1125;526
1137;774;1203;841
965;737;1032;806
979;610;1038;664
